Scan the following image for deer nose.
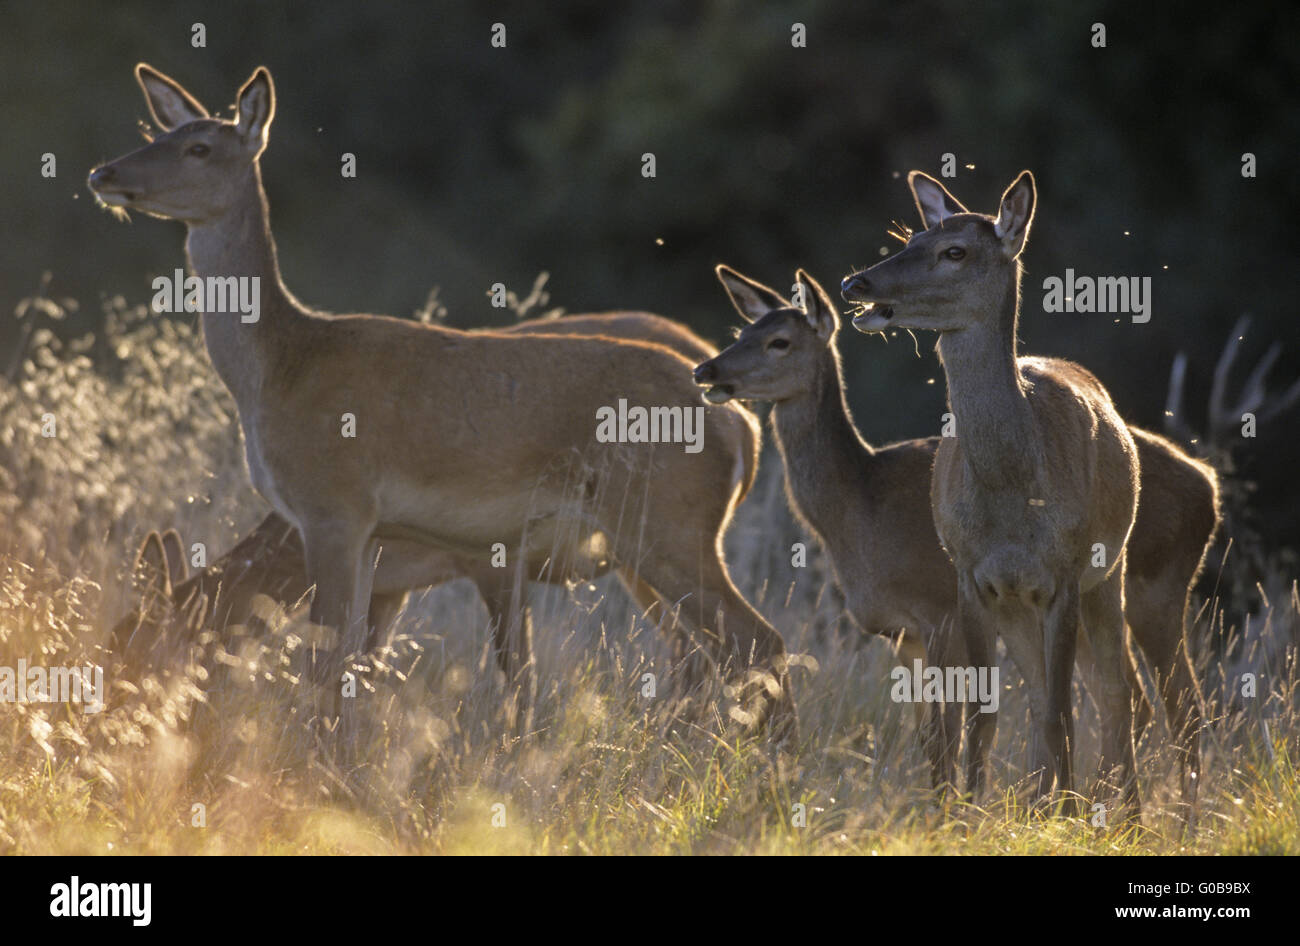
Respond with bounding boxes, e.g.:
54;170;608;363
693;361;717;384
840;272;870;301
89;165;116;187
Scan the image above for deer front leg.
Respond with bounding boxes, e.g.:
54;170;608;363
957;574;997;801
1043;582;1081;816
921;620;967;798
1081;563;1141;823
302;519;374;742
996;601;1056;810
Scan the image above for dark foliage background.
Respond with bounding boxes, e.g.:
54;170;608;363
3;0;1297;546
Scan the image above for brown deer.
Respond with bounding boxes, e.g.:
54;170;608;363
111;312;732;691
696;266;966;790
89;64;794;744
844;171;1149;816
697;265;1218;808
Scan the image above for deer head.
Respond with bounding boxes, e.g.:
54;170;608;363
694;266;840;404
88;64;275;224
841;170;1035;338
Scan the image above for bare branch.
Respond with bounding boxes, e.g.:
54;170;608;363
1208;315;1250;438
1163;351;1190;442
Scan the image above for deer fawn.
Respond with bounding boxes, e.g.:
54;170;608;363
844;171;1146;816
112;312;738;693
696;267;966;790
89;64;795;745
698;265;1218;807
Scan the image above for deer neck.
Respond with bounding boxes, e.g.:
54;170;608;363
935;270;1038;485
770;343;879;543
184;163;304;410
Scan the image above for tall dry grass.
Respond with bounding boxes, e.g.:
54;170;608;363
0;284;1296;854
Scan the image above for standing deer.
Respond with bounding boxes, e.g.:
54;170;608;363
89;64;794;744
697;265;1218;807
111;312;734;692
843;171;1144;815
696;266;966;790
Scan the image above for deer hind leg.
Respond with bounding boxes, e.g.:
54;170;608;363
896;629;960;796
1079;613;1156;803
365;591;409;652
599;450;795;743
895;633;936;779
619;534;795;744
1129;591;1203;817
617;571;713;690
470;567;536;738
1125;627;1156;744
1080;563;1141;822
1163;634;1203;818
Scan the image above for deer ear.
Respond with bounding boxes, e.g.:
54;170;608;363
135;63;208;131
909;171;967;229
715;264;788;322
794;269;838;340
135;530;173;597
159;529;187;584
236;67;276;155
993;170;1036;259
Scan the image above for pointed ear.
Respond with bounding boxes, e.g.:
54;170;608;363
236;67;276;156
159;528;187;585
909;171;967;229
993;170;1036;259
794;269;838;340
715;264;789;322
135;63;209;131
135;531;173;597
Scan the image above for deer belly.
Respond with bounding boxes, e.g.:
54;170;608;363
376;479;585;552
370;541;466;594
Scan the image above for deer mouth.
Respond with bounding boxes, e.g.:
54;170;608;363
850;303;895;334
87;168;139;208
702;384;735;404
95;190;136;207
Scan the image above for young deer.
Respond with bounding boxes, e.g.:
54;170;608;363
89;64;794;744
843;171;1143;815
696;267;966;790
697;266;1218;806
112;312;735;691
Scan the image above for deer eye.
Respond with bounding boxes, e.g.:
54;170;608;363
943;246;966;261
186;143;210;158
767;338;790;351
